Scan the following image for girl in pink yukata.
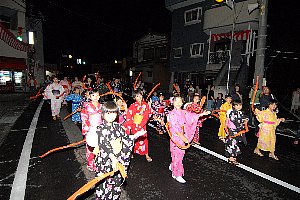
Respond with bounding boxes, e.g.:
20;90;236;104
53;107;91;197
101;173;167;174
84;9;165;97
44;76;65;120
167;96;210;183
81;89;102;171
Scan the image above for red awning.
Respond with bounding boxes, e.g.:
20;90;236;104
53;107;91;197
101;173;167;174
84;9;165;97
0;56;27;70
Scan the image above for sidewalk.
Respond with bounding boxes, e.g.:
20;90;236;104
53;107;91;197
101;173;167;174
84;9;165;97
0;93;31;147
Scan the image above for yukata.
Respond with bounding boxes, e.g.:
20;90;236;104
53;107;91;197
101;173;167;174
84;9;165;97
116;110;126;125
81;102;102;170
167;108;199;177
255;109;280;152
86;122;134;200
65;94;82;123
123;101;151;155
151;100;169;134
218;102;232;139
111;82;122;93
184;102;206;143
72;80;83;93
44;83;65;117
59;80;71;105
224;109;248;158
151;95;159;103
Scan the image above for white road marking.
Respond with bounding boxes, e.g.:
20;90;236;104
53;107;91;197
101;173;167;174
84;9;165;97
192;144;300;193
9;100;44;200
276;132;295;138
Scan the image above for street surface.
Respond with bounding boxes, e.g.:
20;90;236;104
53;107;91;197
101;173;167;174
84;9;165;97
0;94;300;199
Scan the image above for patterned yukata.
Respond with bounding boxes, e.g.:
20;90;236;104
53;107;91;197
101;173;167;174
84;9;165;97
123;101;151;155
59;80;71;105
86;122;134;200
224;109;248;158
116;110;126;125
184;102;206;143
81;102;102;170
167;108;199;177
218;102;232;139
65;94;82;122
255;109;280;152
44;83;65;117
151;100;169;134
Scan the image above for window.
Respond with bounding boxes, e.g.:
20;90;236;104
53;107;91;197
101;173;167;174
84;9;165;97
190;43;204;58
155;46;167;59
143;48;154;61
147;71;153;78
0;15;11;29
173;47;182;58
184;7;202;25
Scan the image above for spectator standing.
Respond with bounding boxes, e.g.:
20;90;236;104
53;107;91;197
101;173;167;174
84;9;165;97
291;88;300;113
259;87;276;111
231;84;242;102
207;85;215;111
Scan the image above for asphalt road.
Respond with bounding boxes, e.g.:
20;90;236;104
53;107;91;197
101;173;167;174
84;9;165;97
0;96;300;200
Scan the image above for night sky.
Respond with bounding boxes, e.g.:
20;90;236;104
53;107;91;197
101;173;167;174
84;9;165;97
30;0;299;99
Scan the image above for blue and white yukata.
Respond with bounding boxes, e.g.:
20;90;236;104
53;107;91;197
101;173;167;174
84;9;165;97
65;94;82;123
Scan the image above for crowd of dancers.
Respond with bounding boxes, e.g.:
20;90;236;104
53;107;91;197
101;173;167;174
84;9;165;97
37;74;285;200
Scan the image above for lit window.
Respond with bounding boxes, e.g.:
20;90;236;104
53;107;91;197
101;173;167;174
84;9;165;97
184;7;202;25
190;43;204;58
173;47;182;58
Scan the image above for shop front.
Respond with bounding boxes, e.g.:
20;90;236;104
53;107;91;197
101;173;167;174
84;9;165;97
0;56;27;93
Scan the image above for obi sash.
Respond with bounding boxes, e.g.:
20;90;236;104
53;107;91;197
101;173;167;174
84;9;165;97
263;121;275;124
133;114;143;125
158;107;164;113
52;90;60;96
62;85;68;89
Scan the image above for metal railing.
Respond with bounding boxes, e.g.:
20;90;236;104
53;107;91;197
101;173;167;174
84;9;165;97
208;50;230;64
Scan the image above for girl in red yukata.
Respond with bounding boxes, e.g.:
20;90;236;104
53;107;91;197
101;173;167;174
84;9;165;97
114;96;127;125
168;95;210;183
184;93;207;144
81;89;102;171
123;89;153;162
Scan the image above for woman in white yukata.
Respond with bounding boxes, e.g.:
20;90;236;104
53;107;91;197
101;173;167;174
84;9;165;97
45;77;65;120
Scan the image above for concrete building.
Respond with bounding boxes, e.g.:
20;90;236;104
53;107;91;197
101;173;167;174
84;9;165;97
132;33;170;92
0;0;44;92
165;0;259;93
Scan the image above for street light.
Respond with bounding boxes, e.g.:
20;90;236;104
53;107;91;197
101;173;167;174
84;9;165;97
68;54;72;59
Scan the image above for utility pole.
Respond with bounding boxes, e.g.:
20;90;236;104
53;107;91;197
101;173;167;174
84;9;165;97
254;0;268;88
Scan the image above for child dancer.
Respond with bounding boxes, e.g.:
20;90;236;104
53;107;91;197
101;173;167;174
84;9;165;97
81;89;102;171
123;89;152;162
114;96;127;124
151;93;169;135
225;100;248;165
184;93;207;144
44;76;65;120
254;99;285;160
59;76;71;106
86;101;146;200
168;96;210;183
218;94;232;142
65;87;82;124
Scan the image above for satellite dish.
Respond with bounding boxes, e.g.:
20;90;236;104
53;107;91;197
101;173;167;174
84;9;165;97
248;3;259;14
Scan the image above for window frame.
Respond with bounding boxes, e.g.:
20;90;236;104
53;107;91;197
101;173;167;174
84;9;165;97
190;43;204;58
173;47;183;58
184;7;202;26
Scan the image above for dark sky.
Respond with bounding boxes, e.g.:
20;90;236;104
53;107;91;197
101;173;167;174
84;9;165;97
31;0;299;94
31;0;172;64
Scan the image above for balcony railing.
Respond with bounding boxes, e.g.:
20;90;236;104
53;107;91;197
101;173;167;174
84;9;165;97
208;50;230;64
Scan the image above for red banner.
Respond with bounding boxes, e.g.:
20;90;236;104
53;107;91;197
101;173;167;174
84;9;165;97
0;23;30;52
211;30;251;42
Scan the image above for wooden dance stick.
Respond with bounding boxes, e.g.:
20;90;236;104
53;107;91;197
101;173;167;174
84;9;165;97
133;72;142;90
165;122;190;150
67;162;127;200
251;76;259;113
39;139;86;158
63;108;82;121
146;83;161;101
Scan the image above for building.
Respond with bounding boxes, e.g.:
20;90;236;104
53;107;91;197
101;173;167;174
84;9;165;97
165;0;259;92
0;0;28;92
132;33;170;92
0;0;45;92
